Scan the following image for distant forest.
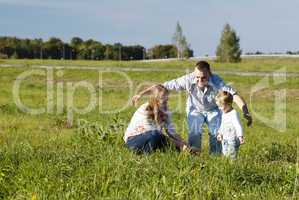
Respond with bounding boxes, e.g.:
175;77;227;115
0;36;193;60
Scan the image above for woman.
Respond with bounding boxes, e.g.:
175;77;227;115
124;85;187;154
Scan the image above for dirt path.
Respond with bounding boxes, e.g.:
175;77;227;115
1;64;299;77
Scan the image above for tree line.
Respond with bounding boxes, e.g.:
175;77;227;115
0;36;193;60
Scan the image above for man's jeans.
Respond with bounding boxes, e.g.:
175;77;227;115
187;108;222;154
126;130;167;154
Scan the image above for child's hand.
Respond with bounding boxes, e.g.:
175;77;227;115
238;136;245;144
217;134;223;142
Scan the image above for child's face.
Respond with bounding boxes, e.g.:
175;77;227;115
216;99;226;111
218;103;232;112
218;103;225;111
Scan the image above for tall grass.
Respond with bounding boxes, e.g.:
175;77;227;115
0;60;298;199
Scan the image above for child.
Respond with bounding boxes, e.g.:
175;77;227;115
216;91;244;160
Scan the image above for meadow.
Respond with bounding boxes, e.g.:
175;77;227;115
0;58;298;199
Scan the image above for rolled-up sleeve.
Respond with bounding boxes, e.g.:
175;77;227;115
163;74;190;91
212;74;237;95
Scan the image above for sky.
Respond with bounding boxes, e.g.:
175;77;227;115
0;0;298;56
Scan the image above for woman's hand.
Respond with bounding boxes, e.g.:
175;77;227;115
131;84;160;106
131;95;141;106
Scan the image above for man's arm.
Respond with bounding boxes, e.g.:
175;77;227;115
212;74;252;126
162;73;190;91
233;94;252;127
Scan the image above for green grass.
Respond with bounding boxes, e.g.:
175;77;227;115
0;60;298;199
1;57;299;72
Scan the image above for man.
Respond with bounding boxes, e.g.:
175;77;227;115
132;61;252;154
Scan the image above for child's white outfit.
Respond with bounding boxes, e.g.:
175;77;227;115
218;109;243;159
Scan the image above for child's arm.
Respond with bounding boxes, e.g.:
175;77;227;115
217;121;223;142
217;133;223;142
232;111;245;144
238;136;244;144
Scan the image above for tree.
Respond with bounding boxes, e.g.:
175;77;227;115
149;45;177;59
104;44;114;60
43;37;63;59
172;22;190;59
70;37;83;59
30;39;43;59
121;45;144;60
113;43;123;60
184;48;194;58
216;23;242;63
70;37;83;48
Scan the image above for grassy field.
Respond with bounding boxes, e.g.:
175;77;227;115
0;59;298;199
1;57;299;72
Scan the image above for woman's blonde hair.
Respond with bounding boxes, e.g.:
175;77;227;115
146;84;169;127
216;91;233;107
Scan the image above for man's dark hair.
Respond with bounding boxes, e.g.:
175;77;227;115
195;61;212;75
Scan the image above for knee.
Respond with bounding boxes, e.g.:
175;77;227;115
150;131;167;147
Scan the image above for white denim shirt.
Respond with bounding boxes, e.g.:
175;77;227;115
163;73;237;113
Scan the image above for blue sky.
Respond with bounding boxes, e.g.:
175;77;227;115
0;0;298;56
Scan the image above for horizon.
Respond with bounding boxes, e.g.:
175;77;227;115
0;0;298;56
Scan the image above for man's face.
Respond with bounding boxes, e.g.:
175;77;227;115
194;68;209;88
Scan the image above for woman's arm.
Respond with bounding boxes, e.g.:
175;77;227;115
131;84;158;106
166;131;188;150
131;74;191;106
164;116;188;150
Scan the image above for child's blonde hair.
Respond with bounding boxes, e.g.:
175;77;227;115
216;91;233;107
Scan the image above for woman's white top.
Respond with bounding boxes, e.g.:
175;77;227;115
124;103;175;142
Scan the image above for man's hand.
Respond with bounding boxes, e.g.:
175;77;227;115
243;113;252;127
131;95;141;106
242;105;252;127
